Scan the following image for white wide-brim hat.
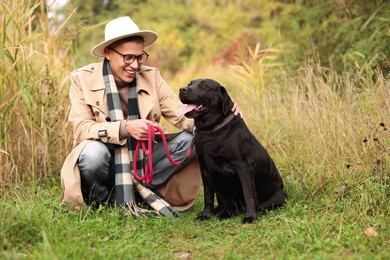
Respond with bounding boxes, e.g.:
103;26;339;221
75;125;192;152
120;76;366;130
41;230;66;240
91;16;158;57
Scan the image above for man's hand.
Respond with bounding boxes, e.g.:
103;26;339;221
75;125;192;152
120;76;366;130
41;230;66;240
125;119;156;141
231;101;243;118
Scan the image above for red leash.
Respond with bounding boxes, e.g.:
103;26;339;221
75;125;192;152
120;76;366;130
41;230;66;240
133;123;193;184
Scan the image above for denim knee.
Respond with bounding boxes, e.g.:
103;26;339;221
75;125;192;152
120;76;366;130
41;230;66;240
172;131;194;154
79;141;111;171
78;141;113;204
78;141;112;183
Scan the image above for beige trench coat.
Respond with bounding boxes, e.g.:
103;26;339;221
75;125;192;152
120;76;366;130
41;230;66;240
61;62;201;211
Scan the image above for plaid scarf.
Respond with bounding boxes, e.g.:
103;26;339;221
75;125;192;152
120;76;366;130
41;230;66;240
103;59;179;217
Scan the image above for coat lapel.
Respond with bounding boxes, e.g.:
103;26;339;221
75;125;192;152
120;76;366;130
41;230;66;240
85;62;110;118
136;68;154;120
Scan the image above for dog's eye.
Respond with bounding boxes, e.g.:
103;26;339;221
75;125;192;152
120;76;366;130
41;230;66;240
200;83;209;89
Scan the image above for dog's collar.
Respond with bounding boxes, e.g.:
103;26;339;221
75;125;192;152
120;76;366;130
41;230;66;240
195;113;235;134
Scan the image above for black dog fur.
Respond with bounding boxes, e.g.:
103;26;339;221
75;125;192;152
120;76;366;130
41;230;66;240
179;78;286;224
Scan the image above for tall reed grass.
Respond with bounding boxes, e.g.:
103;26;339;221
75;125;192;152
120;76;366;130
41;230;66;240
0;0;76;191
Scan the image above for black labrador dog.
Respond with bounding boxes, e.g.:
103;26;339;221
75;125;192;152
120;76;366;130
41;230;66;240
179;78;286;224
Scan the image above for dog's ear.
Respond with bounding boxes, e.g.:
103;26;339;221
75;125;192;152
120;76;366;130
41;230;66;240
220;86;233;115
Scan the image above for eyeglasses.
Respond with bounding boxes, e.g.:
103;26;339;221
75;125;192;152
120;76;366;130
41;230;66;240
109;48;149;65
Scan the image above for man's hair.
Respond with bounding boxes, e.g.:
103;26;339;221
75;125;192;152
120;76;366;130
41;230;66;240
109;36;145;49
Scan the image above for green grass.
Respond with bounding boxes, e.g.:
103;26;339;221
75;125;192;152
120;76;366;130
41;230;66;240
1;177;388;259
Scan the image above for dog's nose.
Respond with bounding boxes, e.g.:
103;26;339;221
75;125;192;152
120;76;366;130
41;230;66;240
179;87;188;94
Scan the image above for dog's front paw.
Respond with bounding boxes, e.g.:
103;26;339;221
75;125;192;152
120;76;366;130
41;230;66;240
211;205;224;215
241;216;256;224
196;213;211;221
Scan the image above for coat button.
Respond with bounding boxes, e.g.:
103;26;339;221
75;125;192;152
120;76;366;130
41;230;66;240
94;111;100;117
96;101;100;106
153;114;158;119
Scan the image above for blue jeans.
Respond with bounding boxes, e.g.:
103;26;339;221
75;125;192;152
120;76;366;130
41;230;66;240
78;131;195;204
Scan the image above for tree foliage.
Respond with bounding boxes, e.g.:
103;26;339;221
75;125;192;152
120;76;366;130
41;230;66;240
61;0;388;76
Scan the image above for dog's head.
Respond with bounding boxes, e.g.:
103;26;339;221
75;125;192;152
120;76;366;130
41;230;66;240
179;78;234;130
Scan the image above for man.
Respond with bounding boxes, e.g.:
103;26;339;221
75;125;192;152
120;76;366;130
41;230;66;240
60;16;238;214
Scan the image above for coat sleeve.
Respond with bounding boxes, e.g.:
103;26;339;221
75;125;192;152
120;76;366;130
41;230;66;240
68;69;125;147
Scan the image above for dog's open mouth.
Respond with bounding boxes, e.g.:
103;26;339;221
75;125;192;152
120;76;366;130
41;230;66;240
179;104;207;117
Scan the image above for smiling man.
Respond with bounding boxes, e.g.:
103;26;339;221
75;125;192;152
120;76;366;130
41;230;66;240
60;16;204;215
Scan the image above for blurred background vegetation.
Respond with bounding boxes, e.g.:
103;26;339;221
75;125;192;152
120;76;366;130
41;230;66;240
0;0;390;191
66;0;389;77
1;0;389;199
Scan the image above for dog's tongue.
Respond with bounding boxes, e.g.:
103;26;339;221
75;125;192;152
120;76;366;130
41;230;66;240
179;104;198;115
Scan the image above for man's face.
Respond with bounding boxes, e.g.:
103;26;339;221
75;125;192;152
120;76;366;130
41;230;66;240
104;40;145;85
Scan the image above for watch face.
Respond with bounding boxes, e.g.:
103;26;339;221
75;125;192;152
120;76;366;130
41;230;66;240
98;129;108;138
